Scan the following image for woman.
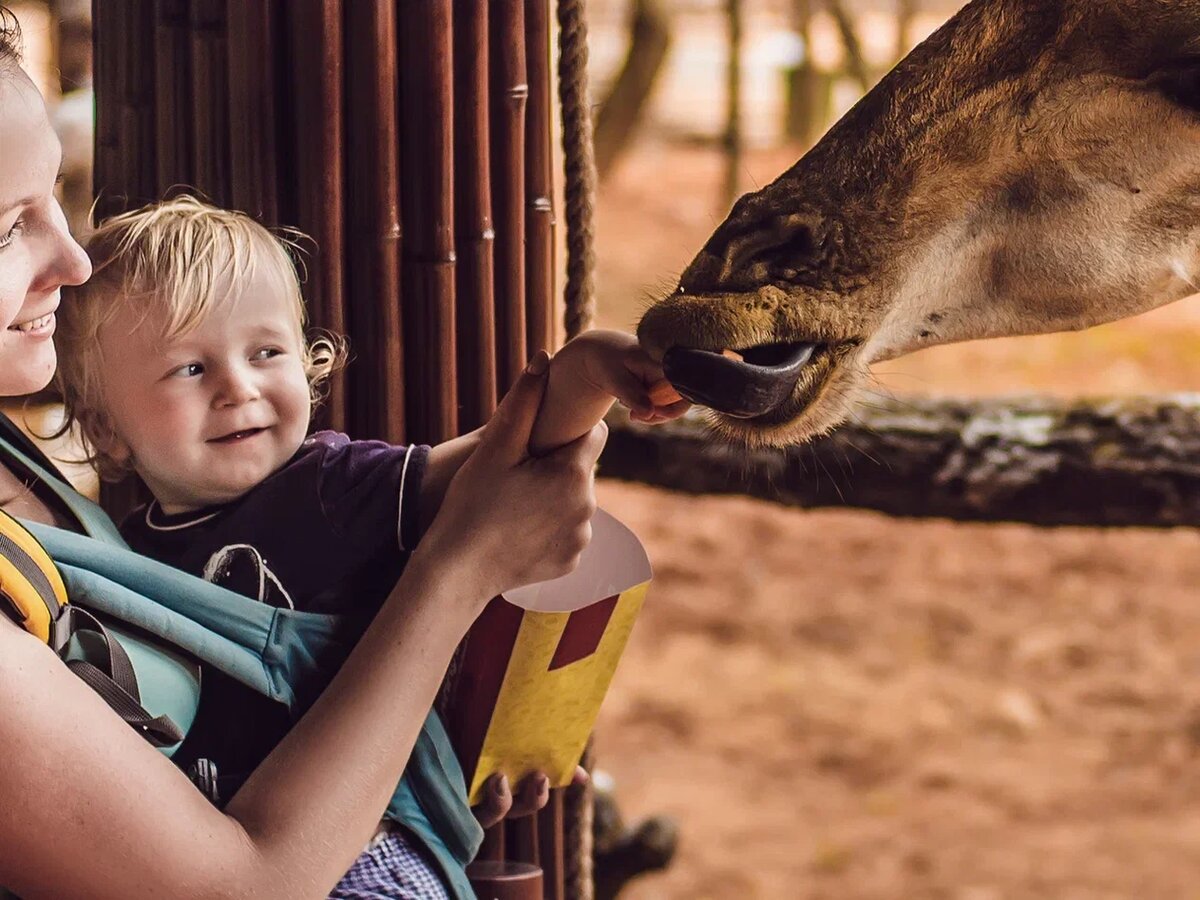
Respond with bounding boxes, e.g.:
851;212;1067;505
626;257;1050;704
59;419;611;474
0;13;605;899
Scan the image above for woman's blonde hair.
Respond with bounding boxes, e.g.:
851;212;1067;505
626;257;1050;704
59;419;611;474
55;195;347;479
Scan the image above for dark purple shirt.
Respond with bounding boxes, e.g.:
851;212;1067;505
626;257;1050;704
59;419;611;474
120;431;430;791
122;431;430;616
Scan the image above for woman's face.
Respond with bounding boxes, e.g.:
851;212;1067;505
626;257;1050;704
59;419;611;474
0;70;90;396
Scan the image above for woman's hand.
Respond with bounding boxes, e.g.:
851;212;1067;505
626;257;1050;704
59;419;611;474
419;351;608;602
473;767;591;829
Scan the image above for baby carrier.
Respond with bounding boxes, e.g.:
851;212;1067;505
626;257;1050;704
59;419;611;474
0;415;481;899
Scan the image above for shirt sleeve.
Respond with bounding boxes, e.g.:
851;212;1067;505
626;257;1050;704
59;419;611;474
310;432;430;554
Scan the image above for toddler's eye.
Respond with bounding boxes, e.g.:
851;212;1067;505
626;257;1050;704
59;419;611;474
252;347;283;362
0;219;26;251
169;362;204;378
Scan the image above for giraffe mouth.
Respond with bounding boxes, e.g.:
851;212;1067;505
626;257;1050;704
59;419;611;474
662;341;819;418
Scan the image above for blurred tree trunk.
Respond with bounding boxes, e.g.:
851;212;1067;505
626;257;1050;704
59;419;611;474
721;0;742;211
593;0;672;181
826;0;871;93
784;0;832;146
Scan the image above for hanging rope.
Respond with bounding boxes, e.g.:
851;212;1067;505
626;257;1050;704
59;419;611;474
558;0;598;341
557;3;598;893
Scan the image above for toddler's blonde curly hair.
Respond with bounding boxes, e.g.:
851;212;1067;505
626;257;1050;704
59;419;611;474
55;195;346;480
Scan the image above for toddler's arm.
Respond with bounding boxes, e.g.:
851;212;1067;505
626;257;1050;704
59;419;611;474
528;330;689;456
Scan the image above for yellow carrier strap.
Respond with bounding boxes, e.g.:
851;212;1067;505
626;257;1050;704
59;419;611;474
0;509;69;648
0;509;184;748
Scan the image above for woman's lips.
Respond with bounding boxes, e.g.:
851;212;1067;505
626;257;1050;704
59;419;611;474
8;311;55;336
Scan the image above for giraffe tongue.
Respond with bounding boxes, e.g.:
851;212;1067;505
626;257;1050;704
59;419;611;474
662;342;816;418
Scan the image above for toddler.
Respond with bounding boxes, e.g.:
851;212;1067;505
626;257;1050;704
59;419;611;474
53;195;687;894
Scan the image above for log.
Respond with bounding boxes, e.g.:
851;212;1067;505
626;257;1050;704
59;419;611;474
599;396;1200;528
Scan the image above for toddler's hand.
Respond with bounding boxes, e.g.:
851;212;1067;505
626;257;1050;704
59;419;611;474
571;330;691;425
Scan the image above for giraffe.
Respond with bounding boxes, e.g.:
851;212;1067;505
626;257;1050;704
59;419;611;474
637;0;1200;447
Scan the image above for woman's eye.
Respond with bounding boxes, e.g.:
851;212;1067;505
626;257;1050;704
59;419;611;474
0;219;26;251
170;362;204;378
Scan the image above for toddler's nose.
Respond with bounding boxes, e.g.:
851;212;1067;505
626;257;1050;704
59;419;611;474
215;369;260;406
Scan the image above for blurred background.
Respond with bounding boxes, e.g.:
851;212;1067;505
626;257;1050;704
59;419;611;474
14;1;1200;896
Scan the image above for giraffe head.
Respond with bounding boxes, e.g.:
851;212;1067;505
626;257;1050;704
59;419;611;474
638;0;1200;445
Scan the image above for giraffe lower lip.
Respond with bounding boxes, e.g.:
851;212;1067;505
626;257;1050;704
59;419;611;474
663;342;818;417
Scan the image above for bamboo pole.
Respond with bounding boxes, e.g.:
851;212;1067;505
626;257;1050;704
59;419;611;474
91;0;120;218
227;0;279;223
94;0;156;515
153;0;191;194
491;0;529;393
399;0;457;444
344;1;405;444
525;0;556;358
123;0;158;204
284;0;347;432
189;0;230;205
453;0;497;434
539;790;567;900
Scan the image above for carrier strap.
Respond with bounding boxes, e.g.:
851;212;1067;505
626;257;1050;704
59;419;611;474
61;605;184;748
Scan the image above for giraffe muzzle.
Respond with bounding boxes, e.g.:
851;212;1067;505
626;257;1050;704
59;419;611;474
662;342;817;418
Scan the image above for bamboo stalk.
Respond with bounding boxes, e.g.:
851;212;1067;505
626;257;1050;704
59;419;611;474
189;0;230;205
113;0;157;209
490;0;528;394
506;815;539;871
226;0;279;223
344;0;405;443
453;0;497;434
399;0;457;444
539;789;567;900
524;0;556;357
91;0;120;218
153;0;191;194
284;0;347;432
94;0;157;518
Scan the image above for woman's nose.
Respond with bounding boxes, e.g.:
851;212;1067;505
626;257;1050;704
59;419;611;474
31;199;91;293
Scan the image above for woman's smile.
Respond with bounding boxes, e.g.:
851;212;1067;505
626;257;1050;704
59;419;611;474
8;309;55;336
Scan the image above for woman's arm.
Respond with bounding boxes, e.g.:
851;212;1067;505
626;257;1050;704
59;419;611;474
0;553;476;899
0;356;607;899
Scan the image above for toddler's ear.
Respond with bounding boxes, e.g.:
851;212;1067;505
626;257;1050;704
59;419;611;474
78;410;131;466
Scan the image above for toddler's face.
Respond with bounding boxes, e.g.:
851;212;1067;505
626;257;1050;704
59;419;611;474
96;267;312;513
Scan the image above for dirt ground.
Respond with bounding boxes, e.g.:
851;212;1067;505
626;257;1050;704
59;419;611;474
590;139;1200;900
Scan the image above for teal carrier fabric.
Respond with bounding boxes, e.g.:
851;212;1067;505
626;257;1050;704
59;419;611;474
0;416;482;899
